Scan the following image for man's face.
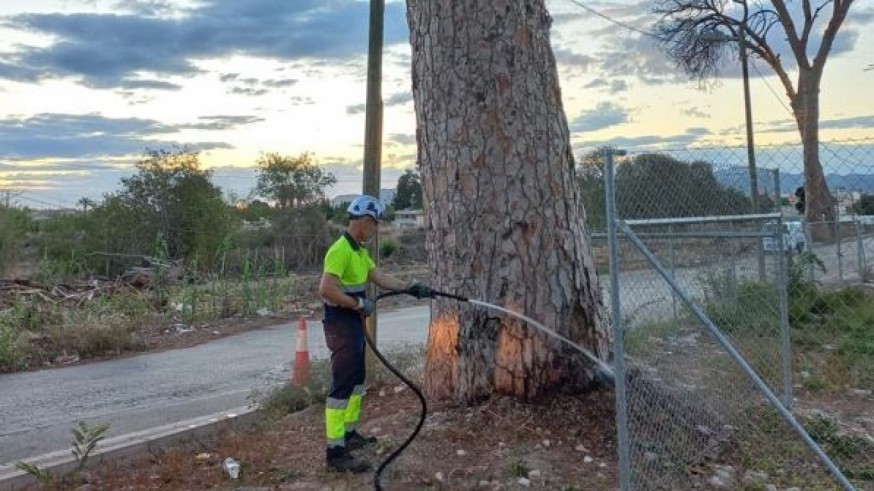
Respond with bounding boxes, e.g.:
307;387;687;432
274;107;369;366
361;215;380;243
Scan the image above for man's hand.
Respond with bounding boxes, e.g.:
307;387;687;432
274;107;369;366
356;297;375;316
408;282;435;299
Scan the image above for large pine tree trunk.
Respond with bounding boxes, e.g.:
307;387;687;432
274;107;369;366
406;0;610;402
793;70;834;236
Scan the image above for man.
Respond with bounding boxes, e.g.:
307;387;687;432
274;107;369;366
318;194;433;473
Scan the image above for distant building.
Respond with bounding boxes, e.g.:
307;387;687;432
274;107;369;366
834;188;862;215
331;194;358;208
394;209;425;229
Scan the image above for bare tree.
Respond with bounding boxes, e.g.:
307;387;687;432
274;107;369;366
655;0;856;227
407;0;610;402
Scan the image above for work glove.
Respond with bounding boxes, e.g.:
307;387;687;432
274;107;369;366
356;297;375;316
407;281;435;299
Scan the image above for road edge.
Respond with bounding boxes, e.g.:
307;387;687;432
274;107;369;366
0;405;259;491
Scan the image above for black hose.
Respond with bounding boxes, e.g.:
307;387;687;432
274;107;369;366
367;289;467;491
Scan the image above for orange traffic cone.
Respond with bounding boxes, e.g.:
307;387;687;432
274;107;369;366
292;317;309;386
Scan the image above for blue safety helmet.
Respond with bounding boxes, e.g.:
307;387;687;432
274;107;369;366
347;195;386;222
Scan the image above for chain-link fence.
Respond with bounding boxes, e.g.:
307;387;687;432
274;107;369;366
599;141;874;490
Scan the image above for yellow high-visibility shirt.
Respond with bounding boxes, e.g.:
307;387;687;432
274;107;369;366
323;233;374;306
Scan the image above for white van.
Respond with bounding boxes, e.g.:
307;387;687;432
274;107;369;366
762;221;806;253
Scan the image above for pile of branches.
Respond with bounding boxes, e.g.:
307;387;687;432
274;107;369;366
0;258;187;307
0;278;141;309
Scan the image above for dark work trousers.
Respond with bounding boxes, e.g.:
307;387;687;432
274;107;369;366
323;313;366;400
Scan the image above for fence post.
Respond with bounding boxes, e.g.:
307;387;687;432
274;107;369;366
856;217;864;281
805;221;815;282
837;210;844;283
669;224;679;318
729;220;739;305
775;171;793;408
604;149;631;491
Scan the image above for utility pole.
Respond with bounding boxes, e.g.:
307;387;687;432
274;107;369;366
362;0;384;346
739;27;766;281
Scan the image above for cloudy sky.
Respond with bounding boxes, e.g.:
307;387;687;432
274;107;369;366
0;0;872;209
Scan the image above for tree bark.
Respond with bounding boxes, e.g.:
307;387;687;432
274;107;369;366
407;0;609;403
792;68;834;233
765;0;853;232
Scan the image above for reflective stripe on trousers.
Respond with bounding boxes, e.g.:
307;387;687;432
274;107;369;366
325;397;347;448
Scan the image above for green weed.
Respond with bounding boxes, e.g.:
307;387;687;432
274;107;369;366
72;421;111;470
251;358;332;421
14;461;54;487
804;413;874;482
791;287;874;389
508;454;529;478
623;320;687;356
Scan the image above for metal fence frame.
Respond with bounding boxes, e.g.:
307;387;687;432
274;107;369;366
603;150;857;491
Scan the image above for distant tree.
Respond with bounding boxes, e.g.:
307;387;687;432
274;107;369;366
118;148;233;261
654;0;857;225
0;206;33;275
236;199;273;222
384;203;396;222
850;194;874;215
253;153;336;209
617;154;750;218
575;146;620;231
317;200;350;226
393;169;422;210
88;194;143;269
77;197;95;216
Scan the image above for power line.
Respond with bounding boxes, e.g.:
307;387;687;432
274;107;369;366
564;0;662;39
750;59;793;116
16;194;75;209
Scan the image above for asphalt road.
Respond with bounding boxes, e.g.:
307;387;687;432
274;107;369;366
0;306;431;465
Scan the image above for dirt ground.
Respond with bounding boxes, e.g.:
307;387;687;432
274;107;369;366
76;385;618;490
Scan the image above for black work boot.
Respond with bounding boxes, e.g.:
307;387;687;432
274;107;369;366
326;446;371;473
345;430;378;451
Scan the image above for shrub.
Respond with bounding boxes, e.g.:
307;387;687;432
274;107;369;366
380;238;399;258
0;325;22;372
